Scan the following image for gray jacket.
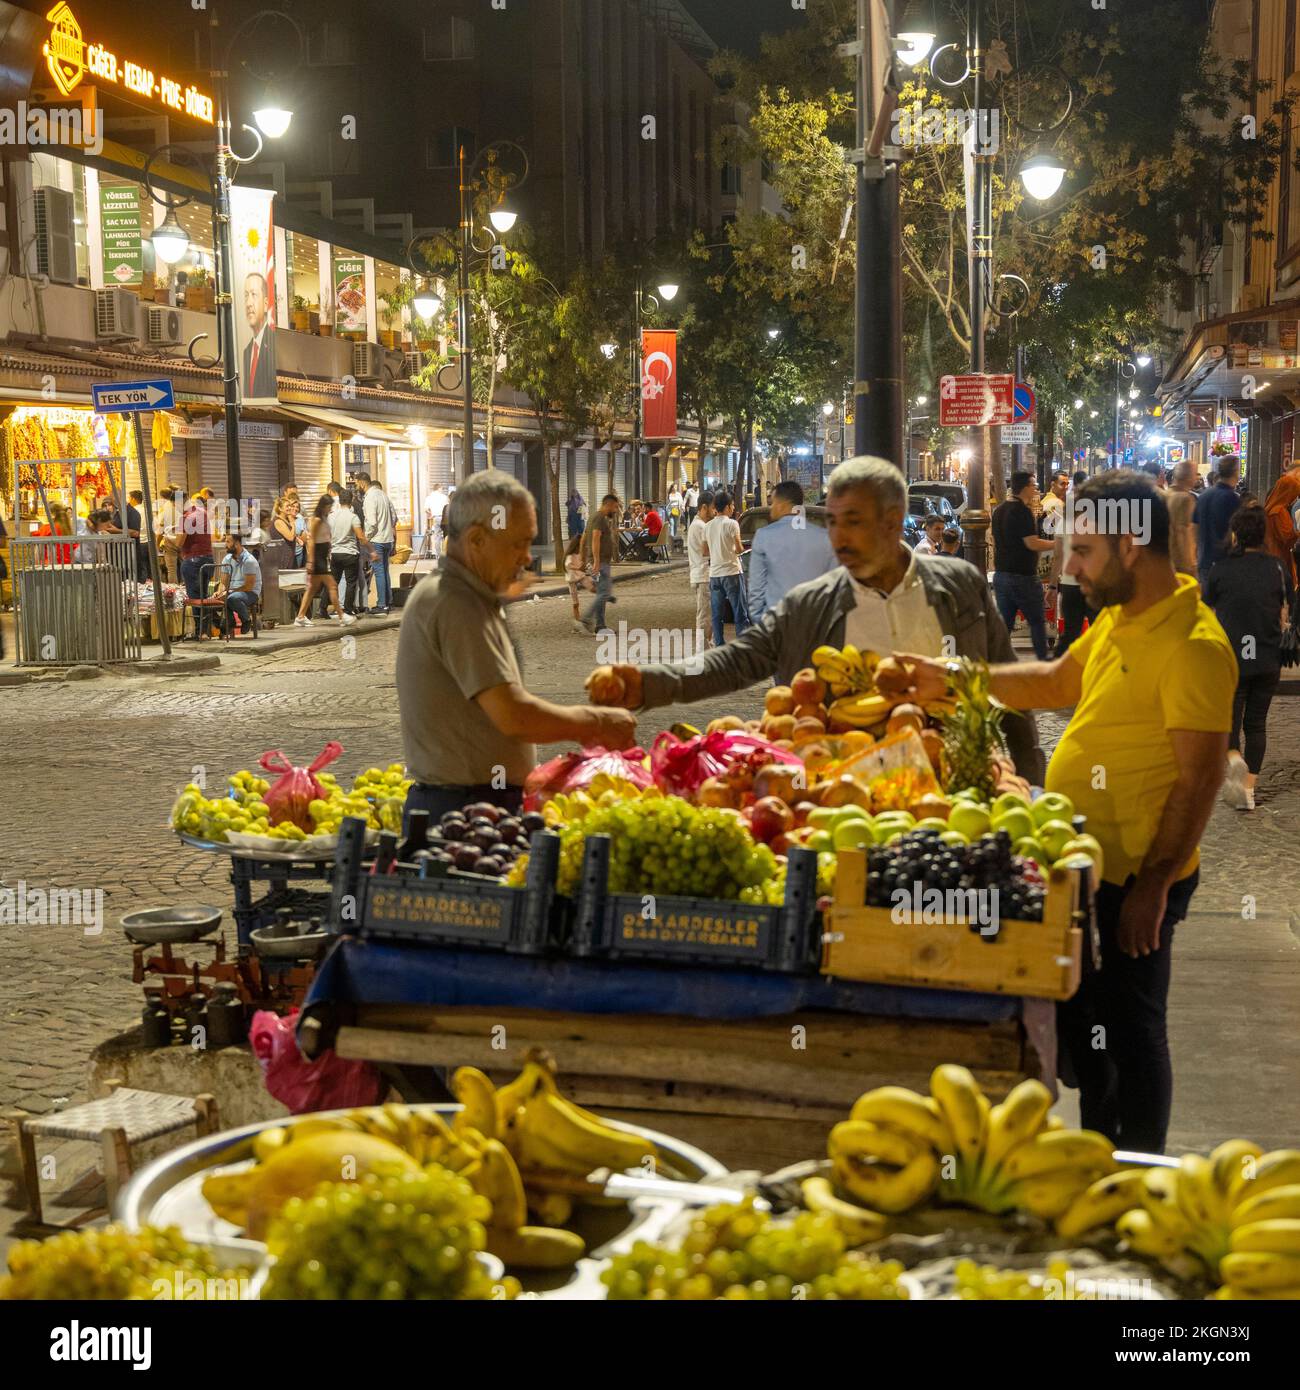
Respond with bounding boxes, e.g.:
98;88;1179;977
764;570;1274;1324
640;558;1044;782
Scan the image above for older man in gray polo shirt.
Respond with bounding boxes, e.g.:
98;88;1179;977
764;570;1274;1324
396;470;638;825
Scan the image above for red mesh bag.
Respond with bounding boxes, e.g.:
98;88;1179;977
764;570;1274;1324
523;747;654;809
650;729;802;799
258;742;343;831
249;1009;384;1114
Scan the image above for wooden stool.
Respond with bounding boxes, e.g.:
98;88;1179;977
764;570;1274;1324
6;1079;219;1226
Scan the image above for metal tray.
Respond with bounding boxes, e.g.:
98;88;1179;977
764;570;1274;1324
117;1105;728;1300
121;906;223;946
249;924;331;960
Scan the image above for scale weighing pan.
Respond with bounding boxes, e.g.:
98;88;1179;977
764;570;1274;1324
122;905;223;946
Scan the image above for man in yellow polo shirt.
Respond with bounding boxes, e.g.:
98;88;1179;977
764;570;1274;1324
907;470;1236;1153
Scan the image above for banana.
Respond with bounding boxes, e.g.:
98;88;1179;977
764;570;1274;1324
1210;1138;1262;1199
1118;1207;1183;1262
1054;1169;1147;1240
452;1066;499;1140
475;1138;528;1231
801;1175;889;1244
1141;1168;1195;1242
252;1127;290;1163
829;1120;925;1169
484;1224;586;1270
1009;1169;1095;1222
1176;1154;1225;1229
1232;1183;1300;1227
1229;1219;1300;1256
930;1065;986;1170
980;1080;1055;1180
493;1059;554;1133
1220;1251;1300;1293
515;1090;656;1175
1214;1283;1300;1300
849;1088;955;1155
1229;1149;1300;1212
832;1148;939;1215
528;1190;574;1227
1000;1130;1118;1184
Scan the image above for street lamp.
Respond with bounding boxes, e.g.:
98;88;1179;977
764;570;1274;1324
1073;398;1084;411
251;80;293;139
1019;151;1067;202
150;210;189;265
767;327;781;340
1136;353;1152;368
657;280;680;302
488;201;518;235
412;282;443;320
822;401;835;417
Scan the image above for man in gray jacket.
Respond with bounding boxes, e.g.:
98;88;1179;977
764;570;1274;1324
588;456;1043;781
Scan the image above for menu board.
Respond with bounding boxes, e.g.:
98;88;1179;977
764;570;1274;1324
333;253;366;333
100;184;142;286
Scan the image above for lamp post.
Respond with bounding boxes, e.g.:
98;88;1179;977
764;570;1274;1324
1114;358;1139;469
631;270;679;502
415;142;529;482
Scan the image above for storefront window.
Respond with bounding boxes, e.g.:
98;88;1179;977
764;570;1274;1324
286;230;322;329
374;260;404;346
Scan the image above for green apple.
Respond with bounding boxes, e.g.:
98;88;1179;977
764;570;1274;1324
992;791;1032;821
1031;792;1075;828
940;830;969;849
808;830;834;852
1059;834;1104;873
832;805;872;826
832;818;876;851
883;825;910;845
808;807;839;829
1036;818;1076;861
948;802;992;839
991;806;1035;842
1013;835;1047;866
914;817;950;834
950;788;984;803
873;811;916;830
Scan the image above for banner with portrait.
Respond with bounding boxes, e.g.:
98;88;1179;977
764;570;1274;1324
229;186;278;404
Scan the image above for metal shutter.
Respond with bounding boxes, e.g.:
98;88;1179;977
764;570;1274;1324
200;440;278;510
292;440;333;503
429;439;456;490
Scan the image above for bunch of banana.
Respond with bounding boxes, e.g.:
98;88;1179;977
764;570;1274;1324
250;1103;474;1171
539;782;661;827
827;691;902;730
1113;1143;1300;1297
812;643;879;699
828;1118;940;1214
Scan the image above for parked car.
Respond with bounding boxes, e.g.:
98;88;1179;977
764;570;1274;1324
909;481;967;515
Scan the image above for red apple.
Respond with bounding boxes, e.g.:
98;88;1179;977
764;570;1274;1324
791;668;828;707
791;799;819;827
750;795;795;843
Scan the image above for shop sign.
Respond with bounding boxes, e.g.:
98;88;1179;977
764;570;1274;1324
1186;403;1215;433
1214;424;1239;449
333;254;367;333
212;420;284;440
42;3;214;123
99;183;141;286
938;373;1015;426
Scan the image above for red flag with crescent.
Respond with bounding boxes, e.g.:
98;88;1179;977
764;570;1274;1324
641;329;677;439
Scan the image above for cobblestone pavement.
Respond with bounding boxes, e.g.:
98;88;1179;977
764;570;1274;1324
1;568;1298;1151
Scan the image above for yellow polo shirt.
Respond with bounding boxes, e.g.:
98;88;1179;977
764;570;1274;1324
1044;575;1237;885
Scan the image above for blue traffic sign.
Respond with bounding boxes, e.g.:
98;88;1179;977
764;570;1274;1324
92;379;175;413
1013;382;1036;421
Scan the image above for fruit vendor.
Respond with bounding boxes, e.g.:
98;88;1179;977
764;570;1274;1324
396;471;638;824
588;455;1043;781
905;469;1236;1155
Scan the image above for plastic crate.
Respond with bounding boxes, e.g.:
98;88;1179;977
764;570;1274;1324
329;820;560;955
569;835;821;973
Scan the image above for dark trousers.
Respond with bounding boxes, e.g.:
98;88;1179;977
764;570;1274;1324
1231;669;1280;774
1055;584;1095;655
402;783;524;835
993;570;1049;659
1056;870;1198;1154
330;552;360;614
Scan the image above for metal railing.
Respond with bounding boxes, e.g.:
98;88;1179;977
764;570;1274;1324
9;534;142;666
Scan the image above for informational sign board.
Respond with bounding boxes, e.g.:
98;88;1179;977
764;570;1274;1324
91;379;174;412
99;184;141;286
939;373;1016;427
1001;421;1034;444
333;254;367;334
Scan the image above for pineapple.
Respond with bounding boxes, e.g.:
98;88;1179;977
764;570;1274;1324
941;658;1008;800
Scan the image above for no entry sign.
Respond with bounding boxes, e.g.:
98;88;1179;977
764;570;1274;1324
939;373;1016;427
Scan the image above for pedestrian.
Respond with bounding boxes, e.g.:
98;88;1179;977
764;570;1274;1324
586;456;1042;779
425;481;450;562
217;531;262;637
687;489;715;649
356;471;397;614
327;486;373;618
295;494;350;627
908;469;1236;1153
1040;470;1070;532
398;471;636;826
991;470;1055;660
273;494;305;564
563;532;593;622
110;488;148;580
667;483;683;541
1193;454;1243;584
179;491;215;639
912;514;946;557
939;527;963;557
155;484;182;583
705;490;749;646
1262;454;1300;589
1165;458;1198;578
565;490;586;542
684;481;699;529
748;480;836;620
244;509;273;548
579;493;620;634
1054;471;1097;655
1205;503;1293;812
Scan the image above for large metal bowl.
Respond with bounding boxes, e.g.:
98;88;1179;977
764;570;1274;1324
117;1104;727;1300
121;905;223;946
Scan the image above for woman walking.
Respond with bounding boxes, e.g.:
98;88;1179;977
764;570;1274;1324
1205;502;1294;811
295;495;352;627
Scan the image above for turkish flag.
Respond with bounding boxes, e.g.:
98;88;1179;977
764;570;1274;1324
641;329;677;439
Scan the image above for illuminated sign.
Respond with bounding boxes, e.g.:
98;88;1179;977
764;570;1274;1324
42;3;214;124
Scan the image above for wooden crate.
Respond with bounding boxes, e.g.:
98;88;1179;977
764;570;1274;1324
821;850;1083;1001
334;1003;1045;1172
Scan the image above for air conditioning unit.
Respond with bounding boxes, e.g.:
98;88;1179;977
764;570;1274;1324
379;347;408;388
401;350;426;381
352;341;384;382
33;186;77;285
95;287;141;341
146;305;182;346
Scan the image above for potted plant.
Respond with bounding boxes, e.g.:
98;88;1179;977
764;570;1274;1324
291;294;311;332
187;267;211;313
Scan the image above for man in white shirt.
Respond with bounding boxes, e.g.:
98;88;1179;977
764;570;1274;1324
328;487;375;617
356;471;397;614
155;485;182;583
684;483;699;528
686;490;716;649
425;484;450;563
705;490;748;646
911;514;945;556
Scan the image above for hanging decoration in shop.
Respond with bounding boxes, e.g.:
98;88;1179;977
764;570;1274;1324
641;329;677;440
229;186;279;405
152;410;174;457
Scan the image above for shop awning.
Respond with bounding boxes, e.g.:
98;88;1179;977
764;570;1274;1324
274;405;419;446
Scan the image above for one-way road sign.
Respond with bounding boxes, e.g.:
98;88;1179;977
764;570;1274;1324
91;379;175;413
